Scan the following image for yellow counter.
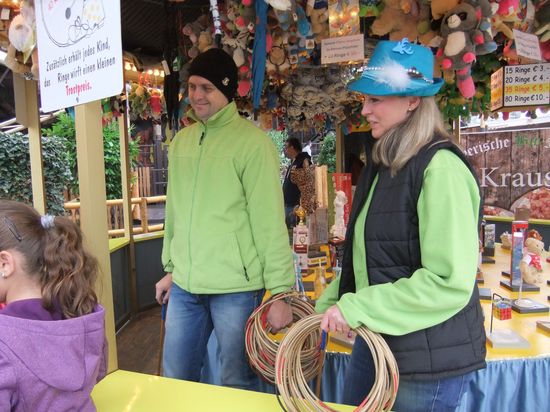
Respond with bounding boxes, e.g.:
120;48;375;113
480;244;550;359
92;369;355;412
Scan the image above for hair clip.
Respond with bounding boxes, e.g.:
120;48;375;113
3;216;22;242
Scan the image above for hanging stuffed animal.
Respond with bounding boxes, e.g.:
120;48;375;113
437;1;484;98
490;0;520;39
6;0;38;80
470;0;498;55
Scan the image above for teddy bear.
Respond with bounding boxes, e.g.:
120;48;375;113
182;22;202;59
431;0;460;19
417;0;440;46
371;0;420;41
501;231;512;249
308;3;329;43
6;0;38;80
437;0;484;98
197;30;214;53
520;237;545;284
265;28;290;77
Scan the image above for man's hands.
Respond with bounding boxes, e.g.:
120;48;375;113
266;299;293;333
320;304;350;335
155;273;173;305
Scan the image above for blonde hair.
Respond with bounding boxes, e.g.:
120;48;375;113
372;97;452;176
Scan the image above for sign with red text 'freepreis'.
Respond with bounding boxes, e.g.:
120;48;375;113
35;0;123;112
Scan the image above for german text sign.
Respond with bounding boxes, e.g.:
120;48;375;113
503;64;550;107
490;68;503;111
491;63;550;110
35;0;123;112
321;34;364;65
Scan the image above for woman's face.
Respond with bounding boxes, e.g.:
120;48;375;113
361;95;419;138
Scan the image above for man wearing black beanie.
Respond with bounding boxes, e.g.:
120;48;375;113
155;48;295;391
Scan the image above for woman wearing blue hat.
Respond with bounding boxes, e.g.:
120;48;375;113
316;39;486;411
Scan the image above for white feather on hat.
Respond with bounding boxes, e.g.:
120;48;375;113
372;60;411;91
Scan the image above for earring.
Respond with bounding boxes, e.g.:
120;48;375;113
0;272;5;278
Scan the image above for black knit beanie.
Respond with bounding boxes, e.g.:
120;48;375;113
188;48;238;102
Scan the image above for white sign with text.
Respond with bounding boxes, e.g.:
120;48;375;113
321;34;364;65
513;29;542;62
35;0;123;112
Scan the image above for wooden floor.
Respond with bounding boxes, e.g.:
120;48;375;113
116;306;163;376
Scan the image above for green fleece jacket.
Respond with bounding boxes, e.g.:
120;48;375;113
162;102;294;295
316;150;480;335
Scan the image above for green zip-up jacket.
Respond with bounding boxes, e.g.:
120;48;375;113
162;102;294;295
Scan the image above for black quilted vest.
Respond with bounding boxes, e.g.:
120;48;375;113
338;136;487;380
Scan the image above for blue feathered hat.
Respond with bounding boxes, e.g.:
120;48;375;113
347;39;443;97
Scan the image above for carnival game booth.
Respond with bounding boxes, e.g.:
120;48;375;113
1;0;550;410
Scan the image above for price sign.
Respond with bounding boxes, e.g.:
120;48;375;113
491;63;550;111
503;64;550;107
490;68;503;111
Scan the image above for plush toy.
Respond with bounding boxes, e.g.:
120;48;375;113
359;0;381;17
197;30;214;53
149;90;165;121
535;5;550;40
417;0;440;46
534;0;550;54
0;19;9;50
371;0;420;41
6;0;38;80
520;237;545;284
437;1;484;98
182;22;202;58
470;0;498;55
265;28;290;77
501;231;512;249
431;0;461;19
491;0;520;39
128;82;152;120
309;7;329;43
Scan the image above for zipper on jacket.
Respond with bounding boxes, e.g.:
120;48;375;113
244;267;249;282
188;125;207;289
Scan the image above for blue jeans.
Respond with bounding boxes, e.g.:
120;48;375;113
162;283;264;390
343;336;475;411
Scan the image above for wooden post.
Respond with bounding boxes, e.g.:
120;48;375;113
13;75;46;214
118;112;138;315
453;116;461;145
75;101;118;372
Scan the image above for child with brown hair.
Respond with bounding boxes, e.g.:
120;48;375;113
0;200;107;411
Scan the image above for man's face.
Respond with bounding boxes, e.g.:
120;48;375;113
188;75;229;122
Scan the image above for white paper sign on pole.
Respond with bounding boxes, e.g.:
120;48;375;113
321;34;364;65
513;29;542;62
35;0;123;112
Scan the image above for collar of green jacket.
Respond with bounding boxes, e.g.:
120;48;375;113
188;101;240;129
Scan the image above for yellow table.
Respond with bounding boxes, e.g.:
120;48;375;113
479;244;550;359
92;369;355;412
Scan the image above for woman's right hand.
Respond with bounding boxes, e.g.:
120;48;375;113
155;273;172;305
